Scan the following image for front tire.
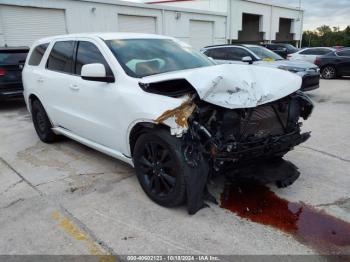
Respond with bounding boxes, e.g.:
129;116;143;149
321;65;336;79
31;100;59;143
133;129;187;207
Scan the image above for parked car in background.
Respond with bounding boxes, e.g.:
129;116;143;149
0;46;29;100
262;43;298;59
288;47;335;63
315;48;350;79
201;44;320;91
333;46;345;51
23;33;313;214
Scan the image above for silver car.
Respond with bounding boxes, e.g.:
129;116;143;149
201;44;320;91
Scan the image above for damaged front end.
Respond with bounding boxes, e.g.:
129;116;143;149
183;91;313;168
140;64;314;214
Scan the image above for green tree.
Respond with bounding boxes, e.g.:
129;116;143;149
302;25;350;47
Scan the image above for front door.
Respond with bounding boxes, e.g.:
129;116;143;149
67;40;122;149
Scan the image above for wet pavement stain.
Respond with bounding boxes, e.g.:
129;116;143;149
51;211;109;256
221;181;350;255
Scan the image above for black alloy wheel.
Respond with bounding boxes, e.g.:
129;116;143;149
133;130;187;207
139;141;176;196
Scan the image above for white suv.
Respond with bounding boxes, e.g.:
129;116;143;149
23;33;313;214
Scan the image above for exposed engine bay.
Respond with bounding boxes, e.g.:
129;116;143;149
182;90;313;168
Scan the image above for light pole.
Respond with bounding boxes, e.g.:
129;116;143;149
298;0;303;48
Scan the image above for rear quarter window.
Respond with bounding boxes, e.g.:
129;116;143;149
337;50;350;57
28;43;49;66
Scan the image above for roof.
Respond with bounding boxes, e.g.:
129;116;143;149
202;44;258;49
34;32;174;44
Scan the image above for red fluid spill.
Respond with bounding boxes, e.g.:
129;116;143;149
220;182;350;255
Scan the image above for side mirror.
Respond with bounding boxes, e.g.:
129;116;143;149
81;63;115;83
242;56;253;64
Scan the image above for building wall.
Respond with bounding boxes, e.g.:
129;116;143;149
146;0;228;13
0;0;226;47
144;0;304;43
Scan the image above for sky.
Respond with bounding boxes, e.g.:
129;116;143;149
263;0;350;31
127;0;350;31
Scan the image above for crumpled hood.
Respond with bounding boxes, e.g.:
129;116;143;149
140;64;302;109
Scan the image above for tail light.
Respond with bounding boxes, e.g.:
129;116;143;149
287;54;292;59
314;57;321;65
0;68;6;76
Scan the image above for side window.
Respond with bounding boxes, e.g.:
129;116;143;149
300;49;313;55
317;48;333;55
28;43;49;66
337;50;350;57
47;41;75;74
226;47;251;61
75;41;113;76
204;48;227;60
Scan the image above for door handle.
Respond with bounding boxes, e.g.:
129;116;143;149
37;78;44;83
69;84;79;91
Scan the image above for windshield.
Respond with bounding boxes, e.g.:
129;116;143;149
284;44;298;52
106;39;214;78
247;46;284;61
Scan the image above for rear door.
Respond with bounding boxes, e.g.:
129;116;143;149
225;47;253;64
42;40;77;129
204;47;252;64
298;48;315;63
0;49;28;94
336;50;350;75
203;48;228;64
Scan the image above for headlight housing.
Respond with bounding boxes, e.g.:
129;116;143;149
278;66;306;73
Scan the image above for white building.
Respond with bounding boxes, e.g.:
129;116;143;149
0;0;303;50
144;0;304;46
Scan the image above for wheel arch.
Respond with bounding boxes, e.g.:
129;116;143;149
28;93;41;114
28;93;56;129
128;121;170;157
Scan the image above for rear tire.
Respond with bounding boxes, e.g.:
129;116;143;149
31;100;59;143
133;129;187;207
321;65;336;79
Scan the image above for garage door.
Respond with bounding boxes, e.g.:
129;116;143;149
0;5;67;47
118;15;156;34
189;20;214;50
